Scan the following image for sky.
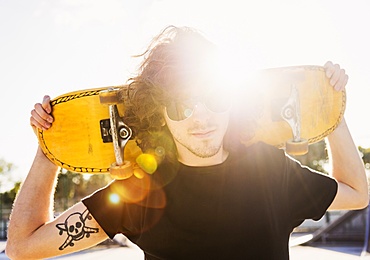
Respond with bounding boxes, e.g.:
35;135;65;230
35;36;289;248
1;0;370;186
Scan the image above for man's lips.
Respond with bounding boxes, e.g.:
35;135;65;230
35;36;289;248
190;129;216;138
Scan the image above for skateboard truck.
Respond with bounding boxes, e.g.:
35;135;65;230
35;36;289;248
281;84;308;155
100;88;134;179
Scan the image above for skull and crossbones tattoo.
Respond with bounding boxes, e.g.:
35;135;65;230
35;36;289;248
56;209;99;250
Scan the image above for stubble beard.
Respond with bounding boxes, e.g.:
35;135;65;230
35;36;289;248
175;137;223;158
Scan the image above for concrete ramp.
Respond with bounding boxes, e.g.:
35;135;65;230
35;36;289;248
293;207;370;256
305;209;367;246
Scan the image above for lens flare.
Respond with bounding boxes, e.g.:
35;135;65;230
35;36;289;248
136;153;158;174
109;193;120;204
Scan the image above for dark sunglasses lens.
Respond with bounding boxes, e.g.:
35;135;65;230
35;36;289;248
166;94;231;121
166;101;195;121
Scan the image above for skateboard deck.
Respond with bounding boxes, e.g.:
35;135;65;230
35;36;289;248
37;65;346;174
241;65;346;154
37;86;142;173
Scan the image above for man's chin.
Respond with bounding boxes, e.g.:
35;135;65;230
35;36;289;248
189;146;221;158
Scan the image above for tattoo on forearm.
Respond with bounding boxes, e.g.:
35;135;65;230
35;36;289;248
56;209;99;250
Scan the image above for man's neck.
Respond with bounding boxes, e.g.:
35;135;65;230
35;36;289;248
177;147;229;167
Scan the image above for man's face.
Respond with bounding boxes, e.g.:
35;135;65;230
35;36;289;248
163;90;230;163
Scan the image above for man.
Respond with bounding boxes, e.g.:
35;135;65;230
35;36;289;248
6;26;368;259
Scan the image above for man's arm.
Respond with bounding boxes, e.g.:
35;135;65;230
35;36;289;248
6;148;108;259
327;119;369;210
6;96;108;259
323;61;369;210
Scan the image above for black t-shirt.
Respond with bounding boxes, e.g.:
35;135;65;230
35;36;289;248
83;142;337;259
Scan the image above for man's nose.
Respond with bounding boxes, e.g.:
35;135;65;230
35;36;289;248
192;102;210;121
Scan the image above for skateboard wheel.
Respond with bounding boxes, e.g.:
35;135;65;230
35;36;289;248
285;139;309;156
109;161;134;180
99;88;119;104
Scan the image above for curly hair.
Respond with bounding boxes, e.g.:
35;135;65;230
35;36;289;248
122;26;216;163
122;26;258;164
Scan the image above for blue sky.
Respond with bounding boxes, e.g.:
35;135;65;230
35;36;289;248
1;0;370;184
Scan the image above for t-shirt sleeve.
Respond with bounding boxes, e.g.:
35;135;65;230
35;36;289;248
82;181;127;239
284;154;338;225
82;178;165;240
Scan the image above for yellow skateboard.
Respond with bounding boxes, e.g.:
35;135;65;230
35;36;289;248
37;65;345;175
37;86;143;176
241;65;346;155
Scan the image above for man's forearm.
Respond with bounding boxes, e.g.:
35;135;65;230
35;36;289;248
7;147;59;242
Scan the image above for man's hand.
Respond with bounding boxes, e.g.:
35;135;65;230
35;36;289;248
324;61;349;92
30;95;54;131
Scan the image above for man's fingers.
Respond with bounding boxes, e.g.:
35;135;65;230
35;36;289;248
31;107;51;130
30;116;45;131
324;61;348;91
324;61;335;78
42;95;52;114
30;95;54;131
336;73;349;91
35;100;53;123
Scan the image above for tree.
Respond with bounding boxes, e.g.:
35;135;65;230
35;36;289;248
0;159;19;239
0;159;20;208
359;146;370;170
54;169;112;212
0;159;16;193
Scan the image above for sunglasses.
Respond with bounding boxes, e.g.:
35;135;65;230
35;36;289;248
165;94;231;121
